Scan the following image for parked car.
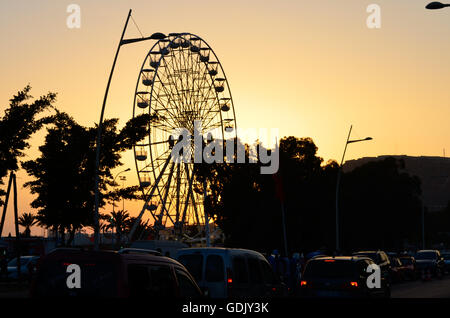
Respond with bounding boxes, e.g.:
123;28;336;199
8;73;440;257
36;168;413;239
176;247;287;298
31;248;203;298
441;253;450;273
7;255;40;280
415;249;445;278
299;256;390;298
352;250;391;282
398;255;417;280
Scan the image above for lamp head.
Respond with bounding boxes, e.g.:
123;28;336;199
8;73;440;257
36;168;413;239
426;2;447;9
150;32;167;40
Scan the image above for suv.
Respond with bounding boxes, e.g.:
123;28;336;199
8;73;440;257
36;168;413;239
176;247;287;298
31;248;203;298
299;256;390;298
415;249;445;277
352;250;391;282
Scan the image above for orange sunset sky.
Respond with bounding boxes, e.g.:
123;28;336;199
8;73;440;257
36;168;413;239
1;0;450;235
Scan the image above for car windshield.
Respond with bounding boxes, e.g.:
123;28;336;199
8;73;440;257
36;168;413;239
8;257;31;267
303;260;356;279
415;252;436;260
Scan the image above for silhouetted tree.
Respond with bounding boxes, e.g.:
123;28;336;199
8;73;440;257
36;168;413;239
203;139;423;254
0;85;56;206
17;212;38;237
340;157;422;251
196;136;335;254
125;216;152;242
415;201;450;248
22;111;151;245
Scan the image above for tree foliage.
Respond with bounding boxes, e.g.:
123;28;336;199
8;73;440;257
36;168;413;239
17;212;38;237
0;85;56;205
22;111;151;245
200;137;422;255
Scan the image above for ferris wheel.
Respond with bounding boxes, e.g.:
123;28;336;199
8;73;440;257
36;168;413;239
130;33;237;240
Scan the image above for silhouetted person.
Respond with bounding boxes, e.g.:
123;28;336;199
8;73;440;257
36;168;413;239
288;253;301;294
268;250;280;279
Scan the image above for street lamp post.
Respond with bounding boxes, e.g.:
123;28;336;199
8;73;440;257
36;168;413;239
93;9;166;250
119;176;127;211
425;1;450;248
335;125;372;252
111;168;130;246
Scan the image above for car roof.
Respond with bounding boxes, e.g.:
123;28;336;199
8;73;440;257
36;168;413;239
177;247;266;258
416;249;438;253
43;248;183;266
352;251;379;254
310;256;372;262
178;247;261;253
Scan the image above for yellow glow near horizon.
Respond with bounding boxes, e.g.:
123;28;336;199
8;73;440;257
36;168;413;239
1;0;450;236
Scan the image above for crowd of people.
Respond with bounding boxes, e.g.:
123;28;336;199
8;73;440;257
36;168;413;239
266;250;310;294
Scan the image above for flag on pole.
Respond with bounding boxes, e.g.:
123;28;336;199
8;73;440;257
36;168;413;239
272;172;285;203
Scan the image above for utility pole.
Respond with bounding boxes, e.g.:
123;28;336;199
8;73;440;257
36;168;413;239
0;172;22;278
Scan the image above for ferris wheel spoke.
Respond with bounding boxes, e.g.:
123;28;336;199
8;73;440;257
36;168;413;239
200;99;222;130
194;64;212;115
168;50;189;114
151;87;180;124
129;155;172;240
175;162;181;223
181;162;195;225
153;76;181;119
190;181;202;226
156;161;176;225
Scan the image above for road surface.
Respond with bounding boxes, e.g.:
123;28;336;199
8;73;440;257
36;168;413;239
392;275;450;298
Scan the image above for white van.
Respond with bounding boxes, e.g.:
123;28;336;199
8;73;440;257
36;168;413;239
176;247;287;298
130;240;188;258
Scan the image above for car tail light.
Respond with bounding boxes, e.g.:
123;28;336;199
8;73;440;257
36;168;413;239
350;281;358;287
226;268;233;285
324;259;335;262
300;280;307;287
